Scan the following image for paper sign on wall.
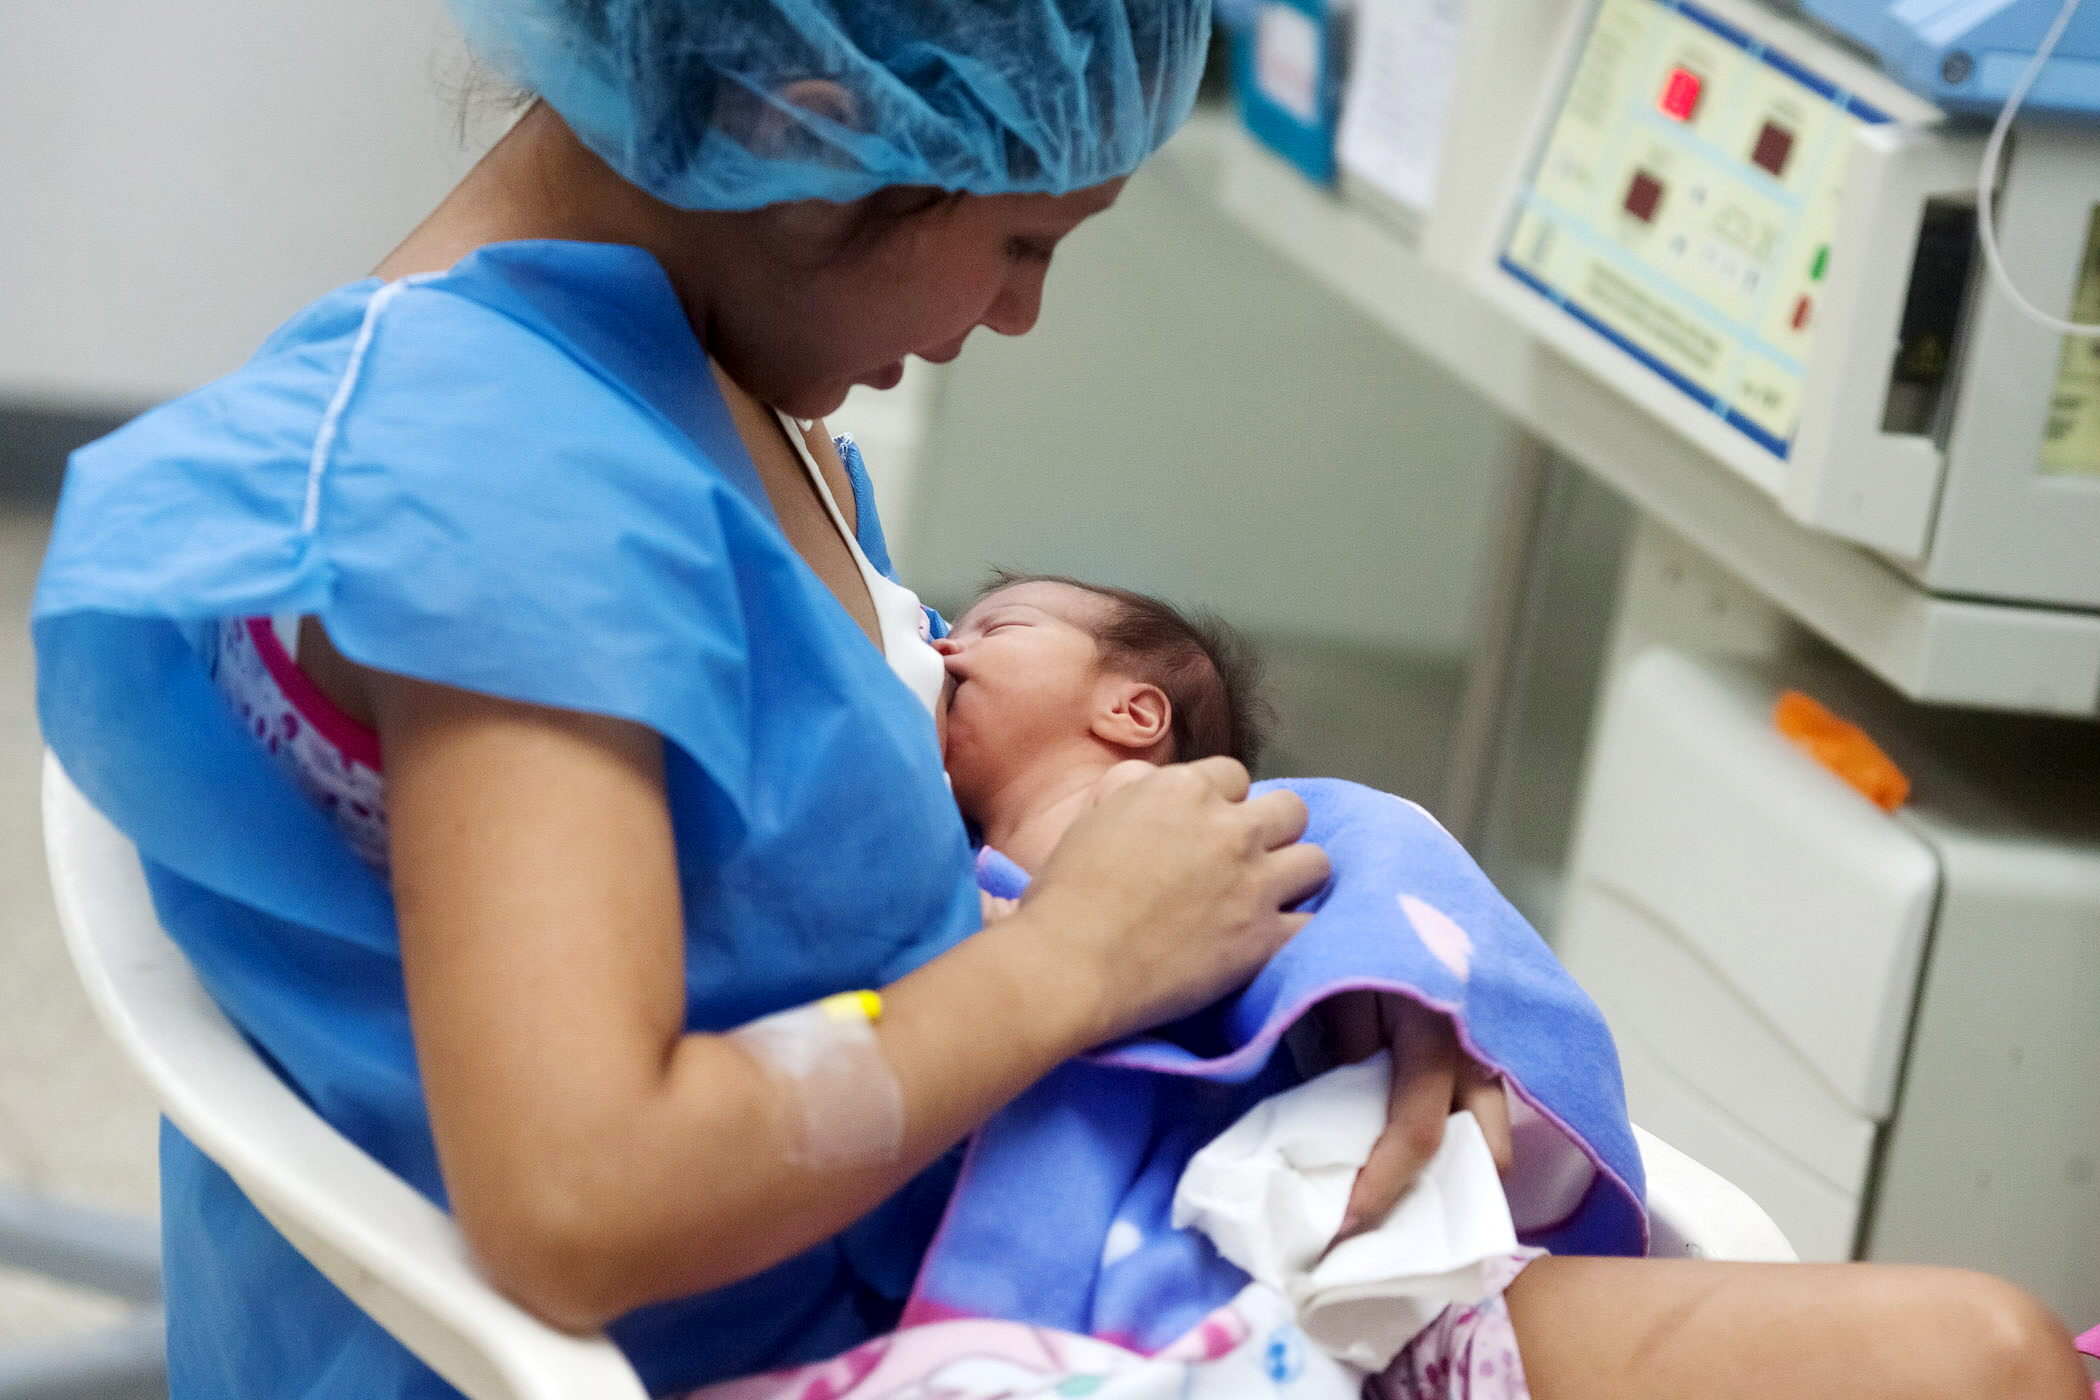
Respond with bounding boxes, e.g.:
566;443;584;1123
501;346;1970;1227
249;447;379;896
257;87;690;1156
1337;0;1465;218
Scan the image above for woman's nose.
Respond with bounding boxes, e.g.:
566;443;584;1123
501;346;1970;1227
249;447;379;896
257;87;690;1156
982;264;1047;338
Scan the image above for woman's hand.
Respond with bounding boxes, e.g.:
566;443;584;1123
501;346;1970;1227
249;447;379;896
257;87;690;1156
1320;991;1513;1240
1015;757;1330;1047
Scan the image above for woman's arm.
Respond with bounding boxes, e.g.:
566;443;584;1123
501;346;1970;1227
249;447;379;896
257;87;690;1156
375;670;1324;1332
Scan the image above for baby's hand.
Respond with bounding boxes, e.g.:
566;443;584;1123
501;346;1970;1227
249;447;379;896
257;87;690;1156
979;890;1020;924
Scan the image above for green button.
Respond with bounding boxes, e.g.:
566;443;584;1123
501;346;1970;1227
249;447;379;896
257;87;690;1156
1811;245;1830;281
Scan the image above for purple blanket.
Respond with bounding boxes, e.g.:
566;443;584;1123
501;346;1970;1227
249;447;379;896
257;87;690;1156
905;778;1645;1351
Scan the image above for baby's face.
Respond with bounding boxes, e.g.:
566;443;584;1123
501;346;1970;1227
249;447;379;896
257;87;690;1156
937;582;1110;807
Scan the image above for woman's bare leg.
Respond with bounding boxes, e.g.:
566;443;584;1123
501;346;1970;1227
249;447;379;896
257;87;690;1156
1504;1257;2088;1400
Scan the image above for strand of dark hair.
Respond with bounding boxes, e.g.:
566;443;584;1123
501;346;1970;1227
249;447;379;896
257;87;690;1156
980;569;1277;771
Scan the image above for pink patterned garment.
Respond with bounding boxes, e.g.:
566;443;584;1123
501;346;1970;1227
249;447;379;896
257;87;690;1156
207;617;390;870
1373;1265;1536;1400
680;1262;1539;1400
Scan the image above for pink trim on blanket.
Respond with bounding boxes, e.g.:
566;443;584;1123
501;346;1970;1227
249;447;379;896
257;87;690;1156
245;618;384;771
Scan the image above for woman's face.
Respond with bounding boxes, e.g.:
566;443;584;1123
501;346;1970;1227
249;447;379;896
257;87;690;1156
699;183;1125;417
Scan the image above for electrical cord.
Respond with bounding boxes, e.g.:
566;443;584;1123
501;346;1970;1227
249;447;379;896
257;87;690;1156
1974;0;2100;337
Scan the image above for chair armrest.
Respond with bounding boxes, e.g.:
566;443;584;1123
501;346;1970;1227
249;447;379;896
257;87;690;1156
44;754;649;1400
1636;1125;1798;1263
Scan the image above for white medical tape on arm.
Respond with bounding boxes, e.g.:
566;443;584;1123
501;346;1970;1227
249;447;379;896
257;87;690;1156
729;991;906;1169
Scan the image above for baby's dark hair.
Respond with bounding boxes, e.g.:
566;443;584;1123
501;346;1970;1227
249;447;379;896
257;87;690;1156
979;570;1277;771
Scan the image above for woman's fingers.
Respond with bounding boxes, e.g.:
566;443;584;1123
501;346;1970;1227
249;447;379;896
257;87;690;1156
1088;759;1157;809
1183;754;1251;802
1264;839;1331;911
1461;1061;1514;1175
1244;788;1312;850
1337;998;1459;1239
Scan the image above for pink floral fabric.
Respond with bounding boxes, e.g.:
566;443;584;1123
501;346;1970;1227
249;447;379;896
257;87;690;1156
208;617;389;870
679;1265;1539;1400
1373;1288;1533;1399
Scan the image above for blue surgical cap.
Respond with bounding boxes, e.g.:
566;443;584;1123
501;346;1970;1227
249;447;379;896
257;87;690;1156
448;0;1213;209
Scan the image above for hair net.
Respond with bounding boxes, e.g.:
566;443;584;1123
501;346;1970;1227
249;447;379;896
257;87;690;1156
448;0;1213;210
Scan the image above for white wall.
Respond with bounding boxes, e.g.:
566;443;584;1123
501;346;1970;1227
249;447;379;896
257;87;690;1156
0;1;490;409
897;139;1521;655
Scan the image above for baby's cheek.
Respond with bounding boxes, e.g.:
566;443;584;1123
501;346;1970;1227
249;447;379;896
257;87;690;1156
935;677;955;751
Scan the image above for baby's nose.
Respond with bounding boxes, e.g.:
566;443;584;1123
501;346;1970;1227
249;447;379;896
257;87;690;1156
931;637;961;657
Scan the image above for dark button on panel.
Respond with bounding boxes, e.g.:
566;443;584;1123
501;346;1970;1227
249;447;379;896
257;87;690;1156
1752;120;1795;177
1624;169;1665;223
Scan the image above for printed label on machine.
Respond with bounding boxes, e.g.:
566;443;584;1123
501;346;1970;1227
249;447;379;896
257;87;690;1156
1500;0;1890;459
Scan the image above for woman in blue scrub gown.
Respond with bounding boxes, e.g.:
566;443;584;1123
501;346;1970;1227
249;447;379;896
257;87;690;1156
33;5;1331;1395
30;2;2087;1397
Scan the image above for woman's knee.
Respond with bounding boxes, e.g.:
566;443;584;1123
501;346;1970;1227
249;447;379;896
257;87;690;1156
1907;1269;2086;1400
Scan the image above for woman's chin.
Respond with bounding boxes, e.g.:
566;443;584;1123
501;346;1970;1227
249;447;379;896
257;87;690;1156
772;382;854;420
768;362;905;419
858;360;906;391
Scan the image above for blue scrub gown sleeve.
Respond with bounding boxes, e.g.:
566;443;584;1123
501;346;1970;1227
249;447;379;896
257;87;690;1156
30;241;981;1399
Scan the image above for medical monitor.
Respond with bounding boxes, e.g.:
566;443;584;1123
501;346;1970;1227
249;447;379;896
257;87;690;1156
1500;0;1887;465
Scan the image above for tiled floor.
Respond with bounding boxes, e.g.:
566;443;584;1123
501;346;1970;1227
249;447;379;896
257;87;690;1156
0;507;163;1348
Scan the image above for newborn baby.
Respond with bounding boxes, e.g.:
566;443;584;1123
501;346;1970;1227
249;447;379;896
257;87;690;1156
921;573;1646;1391
933;570;1269;880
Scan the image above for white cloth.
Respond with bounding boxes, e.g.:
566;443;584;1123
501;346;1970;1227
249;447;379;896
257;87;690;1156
773;412;947;718
1171;1053;1522;1372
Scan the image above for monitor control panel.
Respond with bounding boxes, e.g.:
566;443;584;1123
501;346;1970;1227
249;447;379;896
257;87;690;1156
1500;0;1890;461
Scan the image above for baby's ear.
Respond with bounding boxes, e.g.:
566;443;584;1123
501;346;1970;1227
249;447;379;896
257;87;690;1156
1093;680;1172;756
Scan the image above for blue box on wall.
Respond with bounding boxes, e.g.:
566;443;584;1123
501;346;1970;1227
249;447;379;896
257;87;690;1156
1229;0;1349;184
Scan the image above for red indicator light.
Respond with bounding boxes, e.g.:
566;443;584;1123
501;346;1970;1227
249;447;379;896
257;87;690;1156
1660;67;1704;121
1791;295;1813;331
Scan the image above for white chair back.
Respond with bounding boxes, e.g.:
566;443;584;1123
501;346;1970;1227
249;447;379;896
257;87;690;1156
1636;1125;1796;1262
42;753;650;1400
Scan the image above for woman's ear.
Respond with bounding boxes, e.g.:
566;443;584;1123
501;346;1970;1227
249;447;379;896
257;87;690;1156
728;77;861;157
736;80;881;261
1091;680;1172;757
